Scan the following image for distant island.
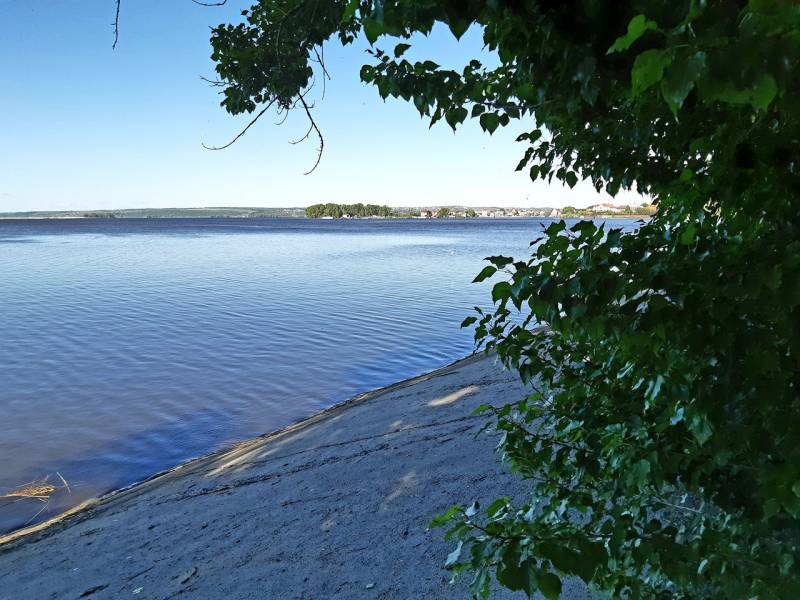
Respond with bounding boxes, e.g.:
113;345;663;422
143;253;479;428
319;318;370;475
0;202;655;220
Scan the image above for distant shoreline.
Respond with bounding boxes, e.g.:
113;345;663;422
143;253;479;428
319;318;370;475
0;204;654;221
0;213;653;221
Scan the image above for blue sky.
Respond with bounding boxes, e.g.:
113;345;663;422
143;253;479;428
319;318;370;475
0;0;641;211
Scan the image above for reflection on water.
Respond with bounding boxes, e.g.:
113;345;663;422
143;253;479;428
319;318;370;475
0;217;641;532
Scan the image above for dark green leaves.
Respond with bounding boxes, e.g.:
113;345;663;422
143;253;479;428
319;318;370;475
699;73;778;111
491;281;512;303
608;14;659;54
479;113;500;135
445;107;468;130
485;255;514;268
473;266;497;283
565;171;578;189
340;0;358;24
661;51;707;115
460;316;478;328
631;49;673;97
362;17;385;44
211;2;800;598
537;572;562;600
496;554;536;595
393;43;411;58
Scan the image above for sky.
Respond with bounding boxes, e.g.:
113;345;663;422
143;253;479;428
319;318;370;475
0;0;642;211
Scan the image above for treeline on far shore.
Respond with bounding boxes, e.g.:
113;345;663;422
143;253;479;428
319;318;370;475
305;203;402;218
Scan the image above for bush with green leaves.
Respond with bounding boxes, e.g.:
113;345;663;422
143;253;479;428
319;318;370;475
208;1;800;597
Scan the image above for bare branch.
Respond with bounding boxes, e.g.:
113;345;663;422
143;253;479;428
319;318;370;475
199;75;227;87
191;0;227;5
202;100;277;150
312;46;330;100
112;0;121;49
298;95;323;175
274;107;291;126
289;122;315;145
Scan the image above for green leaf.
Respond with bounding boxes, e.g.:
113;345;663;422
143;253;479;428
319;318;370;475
608;15;659;54
565;171;578;188
340;0;358;23
492;281;512;303
539;543;589;580
679;223;697;245
631;49;673;97
497;555;535;595
461;316;478;328
486;255;514;268
485;497;509;517
750;74;779;111
363;18;385;44
447;17;470;40
473;266;497;283
538;572;562;600
445;107;468;130
764;497;781;519
393;43;411;58
660;51;707;115
516;83;537;101
699;74;778;111
627;459;651;487
429;506;461;528
479;113;501;134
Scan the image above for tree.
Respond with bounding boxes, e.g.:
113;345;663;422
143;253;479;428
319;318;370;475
208;2;800;598
466;208;478;218
305;202;393;218
436;207;451;219
561;206;579;217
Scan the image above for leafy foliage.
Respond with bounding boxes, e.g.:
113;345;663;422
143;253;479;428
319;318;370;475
305;202;392;218
209;1;800;598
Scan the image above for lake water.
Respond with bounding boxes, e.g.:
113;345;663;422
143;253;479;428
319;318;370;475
0;217;640;532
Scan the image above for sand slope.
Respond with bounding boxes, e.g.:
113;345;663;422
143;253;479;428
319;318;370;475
0;354;595;599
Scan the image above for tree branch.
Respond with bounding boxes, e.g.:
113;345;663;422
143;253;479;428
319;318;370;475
202;100;277;150
112;0;121;49
298;95;323;175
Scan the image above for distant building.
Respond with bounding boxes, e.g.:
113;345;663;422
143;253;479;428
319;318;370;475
419;210;433;218
588;203;624;213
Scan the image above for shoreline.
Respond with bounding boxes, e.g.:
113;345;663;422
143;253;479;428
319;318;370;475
0;352;595;599
0;352;487;547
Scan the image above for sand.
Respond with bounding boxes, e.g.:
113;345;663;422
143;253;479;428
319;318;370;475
0;353;596;599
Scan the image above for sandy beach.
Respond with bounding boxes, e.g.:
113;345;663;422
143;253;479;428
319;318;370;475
0;353;595;599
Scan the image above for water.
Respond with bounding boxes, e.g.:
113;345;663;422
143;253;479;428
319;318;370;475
0;217;640;532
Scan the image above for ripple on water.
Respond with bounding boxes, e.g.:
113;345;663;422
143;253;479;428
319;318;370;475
0;217;644;532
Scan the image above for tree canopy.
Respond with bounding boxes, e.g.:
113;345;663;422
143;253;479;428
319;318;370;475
305;202;392;218
208;1;800;598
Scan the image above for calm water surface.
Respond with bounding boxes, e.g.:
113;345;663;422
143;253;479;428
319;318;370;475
0;217;640;532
